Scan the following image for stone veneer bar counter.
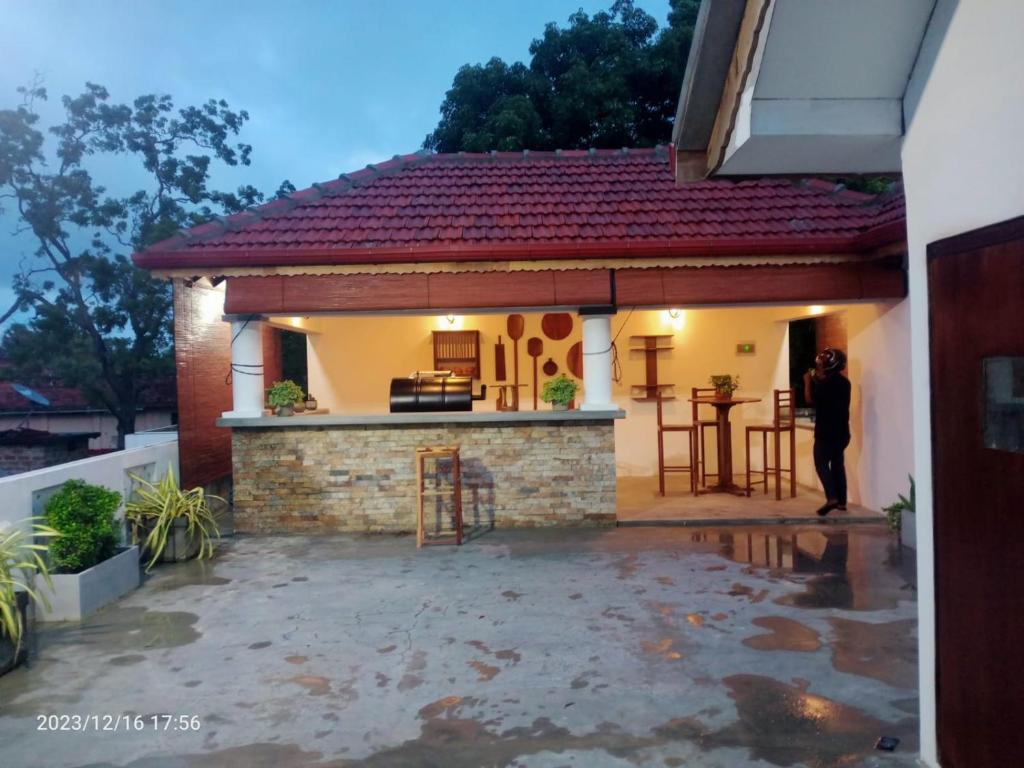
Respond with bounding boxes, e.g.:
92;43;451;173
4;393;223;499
218;410;624;533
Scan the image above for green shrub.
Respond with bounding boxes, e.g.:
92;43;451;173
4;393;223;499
541;374;579;405
44;480;121;573
267;379;304;408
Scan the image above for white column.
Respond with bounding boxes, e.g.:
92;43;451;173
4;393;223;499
580;314;614;410
222;317;265;418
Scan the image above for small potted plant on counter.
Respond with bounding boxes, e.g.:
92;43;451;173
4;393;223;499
1;518;59;675
710;374;740;401
268;379;304;417
541;374;579;411
41;480;140;622
304;392;318;411
125;465;222;572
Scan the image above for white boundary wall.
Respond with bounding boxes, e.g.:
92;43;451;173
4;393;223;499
902;0;1024;763
0;441;179;535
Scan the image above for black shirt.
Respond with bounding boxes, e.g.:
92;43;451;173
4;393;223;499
812;374;851;443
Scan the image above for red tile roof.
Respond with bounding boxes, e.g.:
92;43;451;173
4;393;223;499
133;147;905;270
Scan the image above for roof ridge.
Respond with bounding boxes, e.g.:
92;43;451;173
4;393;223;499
429;145;668;162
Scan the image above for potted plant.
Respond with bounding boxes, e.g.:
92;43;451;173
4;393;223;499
268;379;304;416
709;374;740;400
883;475;916;546
304;392;318;411
1;518;59;675
541;374;579;411
41;480;140;622
125;465;222;572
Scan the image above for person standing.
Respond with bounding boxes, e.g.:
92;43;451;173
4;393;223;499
803;348;851;516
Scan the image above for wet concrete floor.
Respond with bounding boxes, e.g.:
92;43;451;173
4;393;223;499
0;525;918;767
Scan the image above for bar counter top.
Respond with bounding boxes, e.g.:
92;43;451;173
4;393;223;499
218;408;625;428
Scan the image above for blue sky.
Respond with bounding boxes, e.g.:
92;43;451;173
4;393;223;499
0;0;671;324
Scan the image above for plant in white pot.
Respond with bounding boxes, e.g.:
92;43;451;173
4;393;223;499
1;519;59;675
268;379;304;417
541;374;579;411
125;465;222;572
41;480;140;622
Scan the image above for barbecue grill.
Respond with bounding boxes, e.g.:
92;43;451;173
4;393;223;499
389;371;487;413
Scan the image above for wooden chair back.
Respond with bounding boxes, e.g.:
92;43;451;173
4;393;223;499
774;389;796;429
691;387;716;422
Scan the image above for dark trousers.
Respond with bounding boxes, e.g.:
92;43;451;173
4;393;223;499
813;437;849;505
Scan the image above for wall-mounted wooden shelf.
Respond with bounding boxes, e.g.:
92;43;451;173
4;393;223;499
630;335;675;403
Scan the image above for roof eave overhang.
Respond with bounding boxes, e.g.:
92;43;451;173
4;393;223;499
134;235;898;274
673;0;938;182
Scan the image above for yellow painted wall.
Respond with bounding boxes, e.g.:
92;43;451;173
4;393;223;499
296;300;912;511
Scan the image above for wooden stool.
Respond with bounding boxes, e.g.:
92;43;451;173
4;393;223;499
745;389;797;500
691;386;720;487
415;445;464;547
657;393;698;496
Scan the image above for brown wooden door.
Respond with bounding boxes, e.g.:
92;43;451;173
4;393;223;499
929;216;1024;767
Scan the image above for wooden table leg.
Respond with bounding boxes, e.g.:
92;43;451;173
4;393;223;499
698;403;747;496
717;407;732;486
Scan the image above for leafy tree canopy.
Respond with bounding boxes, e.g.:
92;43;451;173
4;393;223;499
0;79;288;446
425;0;700;152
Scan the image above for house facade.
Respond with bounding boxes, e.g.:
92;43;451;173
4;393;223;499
134;146;911;534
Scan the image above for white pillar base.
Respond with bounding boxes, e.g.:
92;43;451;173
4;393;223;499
580;314;615;410
222;317;266;418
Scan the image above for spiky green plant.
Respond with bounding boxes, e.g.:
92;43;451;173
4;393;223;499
1;519;60;654
883;475;916;534
124;465;222;572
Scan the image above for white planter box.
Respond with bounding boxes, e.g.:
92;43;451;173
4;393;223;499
40;546;140;622
901;510;917;550
0;591;29;675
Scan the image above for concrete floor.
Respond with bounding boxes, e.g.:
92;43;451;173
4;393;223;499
0;526;918;768
617;476;886;525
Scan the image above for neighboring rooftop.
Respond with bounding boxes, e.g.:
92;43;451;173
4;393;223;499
0;353;176;414
133;147;905;270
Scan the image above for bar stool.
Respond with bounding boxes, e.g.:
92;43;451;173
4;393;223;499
745;389;797;500
691;386;720;487
657;393;698;496
415;445;464;547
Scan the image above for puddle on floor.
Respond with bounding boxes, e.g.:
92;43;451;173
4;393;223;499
743;617;821;652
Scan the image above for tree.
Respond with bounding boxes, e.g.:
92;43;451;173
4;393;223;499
0;80;288;447
425;0;700;152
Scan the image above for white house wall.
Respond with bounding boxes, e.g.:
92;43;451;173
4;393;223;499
902;0;1024;764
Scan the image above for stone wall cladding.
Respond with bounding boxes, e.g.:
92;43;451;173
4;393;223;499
231;421;617;533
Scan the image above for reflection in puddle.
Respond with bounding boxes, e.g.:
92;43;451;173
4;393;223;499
685;529;915;611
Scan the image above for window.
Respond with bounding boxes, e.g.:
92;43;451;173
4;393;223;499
984;357;1024;453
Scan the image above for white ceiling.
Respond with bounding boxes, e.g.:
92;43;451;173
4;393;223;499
754;0;937;100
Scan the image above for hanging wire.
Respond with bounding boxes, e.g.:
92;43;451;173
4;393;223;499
224;316;265;385
581;306;635;383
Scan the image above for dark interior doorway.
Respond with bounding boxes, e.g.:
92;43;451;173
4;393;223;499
281;329;308;394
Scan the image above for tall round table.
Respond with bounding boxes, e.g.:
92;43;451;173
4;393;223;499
689;396;762;495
